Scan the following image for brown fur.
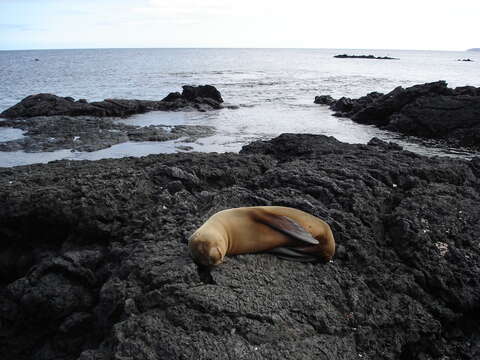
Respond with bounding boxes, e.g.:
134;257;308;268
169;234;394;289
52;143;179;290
188;206;335;266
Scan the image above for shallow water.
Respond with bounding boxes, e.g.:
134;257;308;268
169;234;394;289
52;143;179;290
1;48;479;167
0;127;24;142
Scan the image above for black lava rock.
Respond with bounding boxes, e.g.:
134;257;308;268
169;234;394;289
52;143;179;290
0;116;215;152
0;85;225;119
315;81;480;150
1;133;479;359
314;95;336;105
181;85;223;103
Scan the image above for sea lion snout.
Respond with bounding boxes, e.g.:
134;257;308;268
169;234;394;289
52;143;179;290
191;244;223;266
208;247;223;265
189;233;225;266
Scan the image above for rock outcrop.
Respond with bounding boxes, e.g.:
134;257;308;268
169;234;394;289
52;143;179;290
315;81;480;150
313;95;336;105
1;133;479;359
0;85;224;119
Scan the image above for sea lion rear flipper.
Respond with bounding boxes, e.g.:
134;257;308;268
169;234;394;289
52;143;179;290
267;247;320;262
254;212;319;245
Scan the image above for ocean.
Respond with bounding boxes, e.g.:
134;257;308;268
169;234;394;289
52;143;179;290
0;48;479;167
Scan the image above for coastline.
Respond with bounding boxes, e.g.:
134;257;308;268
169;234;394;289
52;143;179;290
1;80;480;167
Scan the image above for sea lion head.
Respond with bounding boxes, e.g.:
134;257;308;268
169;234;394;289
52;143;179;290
188;231;225;266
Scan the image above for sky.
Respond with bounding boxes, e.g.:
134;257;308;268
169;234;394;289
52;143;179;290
0;0;479;51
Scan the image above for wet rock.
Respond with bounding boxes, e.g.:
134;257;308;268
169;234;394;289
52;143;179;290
176;145;194;152
0;133;479;359
0;85;225;119
330;97;354;113
0;116;215;152
314;95;335;105
315;81;480;150
180;85;223;103
367;137;403;151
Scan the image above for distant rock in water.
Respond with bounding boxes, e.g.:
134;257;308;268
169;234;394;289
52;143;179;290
457;58;474;62
313;95;336;105
0;85;225;119
467;48;480;51
314;81;480;150
334;54;399;60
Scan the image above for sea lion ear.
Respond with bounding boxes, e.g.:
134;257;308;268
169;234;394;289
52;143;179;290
254;213;319;245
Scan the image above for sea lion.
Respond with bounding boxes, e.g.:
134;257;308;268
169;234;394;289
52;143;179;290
188;206;335;266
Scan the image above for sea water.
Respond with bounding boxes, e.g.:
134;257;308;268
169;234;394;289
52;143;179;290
0;48;479;167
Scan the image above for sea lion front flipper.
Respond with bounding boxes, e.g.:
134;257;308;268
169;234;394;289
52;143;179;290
254;212;319;245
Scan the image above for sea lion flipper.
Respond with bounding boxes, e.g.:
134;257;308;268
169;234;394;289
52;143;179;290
254;212;319;245
267;247;320;262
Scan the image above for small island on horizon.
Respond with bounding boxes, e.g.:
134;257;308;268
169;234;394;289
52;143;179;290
334;54;399;60
467;48;480;51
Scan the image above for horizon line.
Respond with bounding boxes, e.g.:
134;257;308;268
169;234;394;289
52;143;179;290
0;46;473;53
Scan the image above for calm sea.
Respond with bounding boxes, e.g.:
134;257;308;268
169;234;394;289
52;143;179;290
0;48;479;166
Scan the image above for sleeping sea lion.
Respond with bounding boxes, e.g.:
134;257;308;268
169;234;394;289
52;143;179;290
188;206;335;266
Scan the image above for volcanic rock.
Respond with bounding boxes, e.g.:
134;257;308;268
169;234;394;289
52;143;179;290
314;95;336;105
0;85;225;119
0;116;214;152
315;81;480;150
0;133;479;359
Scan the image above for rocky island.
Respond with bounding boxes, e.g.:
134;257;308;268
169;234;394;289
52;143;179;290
0;85;226;152
0;133;479;360
315;81;480;150
334;54;399;60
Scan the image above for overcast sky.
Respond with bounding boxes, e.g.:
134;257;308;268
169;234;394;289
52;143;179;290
0;0;478;51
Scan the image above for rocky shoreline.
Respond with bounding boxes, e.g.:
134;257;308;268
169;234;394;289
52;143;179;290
0;115;214;152
315;81;480;150
0;85;225;152
1;133;479;359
